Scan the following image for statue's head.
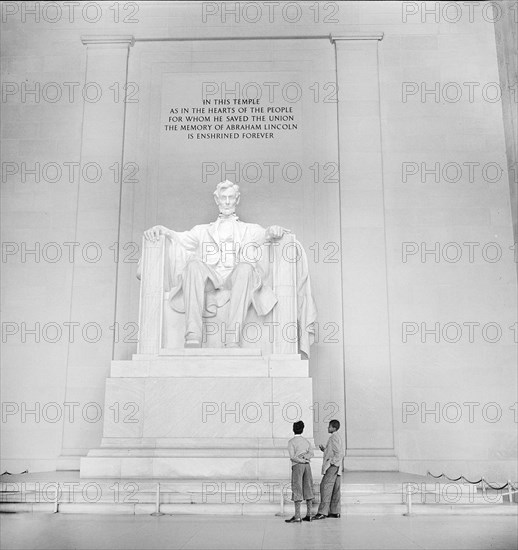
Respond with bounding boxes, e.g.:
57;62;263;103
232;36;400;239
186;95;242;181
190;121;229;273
213;180;240;217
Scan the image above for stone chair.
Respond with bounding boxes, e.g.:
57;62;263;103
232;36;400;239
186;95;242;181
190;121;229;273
137;232;302;356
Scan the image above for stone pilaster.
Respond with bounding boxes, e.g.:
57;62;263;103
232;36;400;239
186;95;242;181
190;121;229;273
59;35;135;468
331;34;398;470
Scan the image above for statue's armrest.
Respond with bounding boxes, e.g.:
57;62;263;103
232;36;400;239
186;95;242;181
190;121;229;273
266;233;298;354
137;235;167;354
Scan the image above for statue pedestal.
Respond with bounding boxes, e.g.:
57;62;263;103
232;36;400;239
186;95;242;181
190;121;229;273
80;349;318;479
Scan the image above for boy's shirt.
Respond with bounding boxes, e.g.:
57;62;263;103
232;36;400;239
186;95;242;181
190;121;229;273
288;434;314;465
321;431;344;475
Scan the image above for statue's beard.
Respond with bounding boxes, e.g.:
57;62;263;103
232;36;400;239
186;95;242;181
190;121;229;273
218;207;236;216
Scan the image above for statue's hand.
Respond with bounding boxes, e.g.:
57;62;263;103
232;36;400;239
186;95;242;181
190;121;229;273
265;225;290;240
144;225;166;242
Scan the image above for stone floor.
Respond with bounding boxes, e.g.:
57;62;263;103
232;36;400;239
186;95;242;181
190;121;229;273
1;513;517;550
0;470;436;483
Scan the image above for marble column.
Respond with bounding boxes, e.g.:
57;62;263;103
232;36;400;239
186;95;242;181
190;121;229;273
331;34;398;469
58;35;135;469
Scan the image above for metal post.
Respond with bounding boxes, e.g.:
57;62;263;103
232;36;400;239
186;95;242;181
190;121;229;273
404;484;412;516
151;482;164;516
275;482;288;517
53;483;59;513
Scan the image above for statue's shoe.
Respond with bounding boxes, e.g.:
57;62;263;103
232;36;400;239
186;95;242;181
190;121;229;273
184;339;201;348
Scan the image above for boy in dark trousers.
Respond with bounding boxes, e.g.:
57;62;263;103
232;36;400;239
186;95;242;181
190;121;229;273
285;420;315;523
313;419;344;519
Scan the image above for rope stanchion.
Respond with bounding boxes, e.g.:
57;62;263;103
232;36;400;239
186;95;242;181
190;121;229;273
0;470;28;476
274;476;288;517
483;479;512;491
403;484;412;516
275;483;287;517
53;483;59;514
427;471;482;485
481;479;487;498
150;482;164;516
401;473;518;515
427;471;514;491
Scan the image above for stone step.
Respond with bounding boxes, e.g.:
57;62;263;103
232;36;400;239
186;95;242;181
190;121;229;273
409;504;518;516
0;479;504;507
0;490;499;505
0;479;478;493
157;348;263;356
0;479;485;495
344;456;399;471
112;354;308;378
0;501;515;516
344;482;479;495
2;472;514;516
86;448;293;457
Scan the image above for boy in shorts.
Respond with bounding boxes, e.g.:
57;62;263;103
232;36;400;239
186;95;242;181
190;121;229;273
285;420;314;523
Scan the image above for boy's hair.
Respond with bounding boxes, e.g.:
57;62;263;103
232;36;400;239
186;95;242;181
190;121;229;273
329;419;340;430
293;420;305;434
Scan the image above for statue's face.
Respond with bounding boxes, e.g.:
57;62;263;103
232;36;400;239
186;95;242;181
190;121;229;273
214;187;240;216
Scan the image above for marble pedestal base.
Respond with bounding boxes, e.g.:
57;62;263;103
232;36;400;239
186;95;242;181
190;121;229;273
80;349;317;479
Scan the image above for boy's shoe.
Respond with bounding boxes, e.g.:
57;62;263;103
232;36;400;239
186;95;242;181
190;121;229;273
312;514;327;520
285;516;302;523
328;513;341;518
302;516;312;522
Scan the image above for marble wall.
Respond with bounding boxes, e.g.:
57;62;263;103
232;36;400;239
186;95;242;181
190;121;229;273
1;1;516;481
494;0;518;245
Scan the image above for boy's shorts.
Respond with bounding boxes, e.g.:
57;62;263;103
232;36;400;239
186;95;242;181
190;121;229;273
291;463;314;501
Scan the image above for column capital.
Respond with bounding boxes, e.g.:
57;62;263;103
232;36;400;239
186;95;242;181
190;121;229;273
329;33;384;43
81;35;135;48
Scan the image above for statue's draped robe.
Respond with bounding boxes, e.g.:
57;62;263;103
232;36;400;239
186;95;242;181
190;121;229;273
162;220;317;357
